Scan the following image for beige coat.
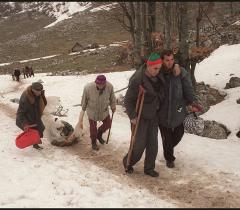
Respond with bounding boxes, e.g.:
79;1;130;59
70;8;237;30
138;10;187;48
81;81;116;121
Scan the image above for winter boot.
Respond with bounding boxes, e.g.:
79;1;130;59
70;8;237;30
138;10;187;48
91;139;99;151
97;132;105;144
33;144;43;150
166;161;175;168
144;170;159;177
123;155;134;174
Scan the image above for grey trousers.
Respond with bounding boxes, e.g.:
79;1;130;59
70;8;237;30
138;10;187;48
123;117;158;172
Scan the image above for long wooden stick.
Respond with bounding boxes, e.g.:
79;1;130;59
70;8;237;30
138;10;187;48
126;86;145;171
106;112;114;144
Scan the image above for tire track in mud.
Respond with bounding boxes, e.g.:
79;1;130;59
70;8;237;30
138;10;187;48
1;81;240;208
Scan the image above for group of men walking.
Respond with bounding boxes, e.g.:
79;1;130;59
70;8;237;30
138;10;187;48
16;49;202;178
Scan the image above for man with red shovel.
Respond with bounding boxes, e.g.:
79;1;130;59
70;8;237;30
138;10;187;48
16;82;47;150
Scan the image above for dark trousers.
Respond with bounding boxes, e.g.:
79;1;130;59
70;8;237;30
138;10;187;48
123;117;158;172
159;123;184;162
89;115;111;143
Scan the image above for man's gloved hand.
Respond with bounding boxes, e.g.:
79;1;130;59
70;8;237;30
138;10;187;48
23;124;30;131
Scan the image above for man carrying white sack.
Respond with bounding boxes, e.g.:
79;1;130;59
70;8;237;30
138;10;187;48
71;75;116;151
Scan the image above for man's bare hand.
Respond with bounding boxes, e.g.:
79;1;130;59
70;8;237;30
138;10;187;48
130;118;137;125
173;64;181;76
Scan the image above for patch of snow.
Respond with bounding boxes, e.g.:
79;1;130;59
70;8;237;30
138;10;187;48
232;20;240;26
69;52;81;56
109;44;120;47
0;62;12;67
82;49;96;53
195;44;240;89
90;3;118;12
44;2;92;28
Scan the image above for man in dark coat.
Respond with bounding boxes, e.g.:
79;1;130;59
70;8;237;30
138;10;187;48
158;49;202;168
16;82;47;150
123;53;165;177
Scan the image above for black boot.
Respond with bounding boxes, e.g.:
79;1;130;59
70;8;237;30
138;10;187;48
123;155;134;173
144;170;159;177
166;161;175;168
33;144;43;150
97;132;105;144
91;139;99;151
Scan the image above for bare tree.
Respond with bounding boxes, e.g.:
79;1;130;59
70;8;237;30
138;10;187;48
117;3;135;43
133;2;142;69
147;2;157;54
141;2;147;56
178;2;189;72
163;2;172;49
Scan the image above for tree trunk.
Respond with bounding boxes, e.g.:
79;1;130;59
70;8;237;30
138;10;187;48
141;2;147;57
196;2;201;47
129;2;135;44
190;60;197;91
230;2;233;16
164;2;172;49
134;2;142;69
147;2;156;54
179;2;190;72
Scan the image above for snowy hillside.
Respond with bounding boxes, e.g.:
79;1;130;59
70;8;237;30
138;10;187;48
195;44;240;138
0;44;240;207
1;2;118;28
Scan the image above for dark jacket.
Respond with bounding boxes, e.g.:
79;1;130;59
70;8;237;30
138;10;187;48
16;86;47;137
124;64;165;120
158;66;197;128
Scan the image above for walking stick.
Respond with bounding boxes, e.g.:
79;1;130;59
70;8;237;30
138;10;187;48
106;111;114;144
126;85;145;172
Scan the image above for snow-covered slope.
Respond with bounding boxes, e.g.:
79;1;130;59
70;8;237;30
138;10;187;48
195;44;240;138
0;2;118;28
195;44;240;89
0;44;240;207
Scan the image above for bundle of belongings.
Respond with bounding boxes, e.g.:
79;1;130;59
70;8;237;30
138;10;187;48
42;115;81;147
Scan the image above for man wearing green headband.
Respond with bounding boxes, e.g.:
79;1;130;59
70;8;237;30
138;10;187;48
123;53;167;177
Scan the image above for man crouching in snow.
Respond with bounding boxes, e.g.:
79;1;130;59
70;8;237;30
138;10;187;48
16;82;47;150
74;75;116;151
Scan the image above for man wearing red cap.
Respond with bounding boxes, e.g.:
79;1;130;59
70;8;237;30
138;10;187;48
123;53;166;177
76;75;116;150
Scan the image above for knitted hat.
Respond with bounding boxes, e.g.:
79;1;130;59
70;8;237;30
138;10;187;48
95;75;106;84
32;82;43;91
147;53;162;65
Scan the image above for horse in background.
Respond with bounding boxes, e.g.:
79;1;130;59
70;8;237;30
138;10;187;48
22;66;34;78
12;69;21;82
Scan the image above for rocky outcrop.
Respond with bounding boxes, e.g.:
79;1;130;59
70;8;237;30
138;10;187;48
195;82;226;114
200;120;231;139
237;130;240;138
225;77;240;89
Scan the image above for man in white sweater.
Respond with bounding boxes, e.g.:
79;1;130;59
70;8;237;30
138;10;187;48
74;75;116;150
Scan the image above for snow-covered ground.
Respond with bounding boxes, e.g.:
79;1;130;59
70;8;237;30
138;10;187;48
0;44;240;207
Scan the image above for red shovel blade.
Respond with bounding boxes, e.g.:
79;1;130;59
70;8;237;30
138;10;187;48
15;128;41;149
